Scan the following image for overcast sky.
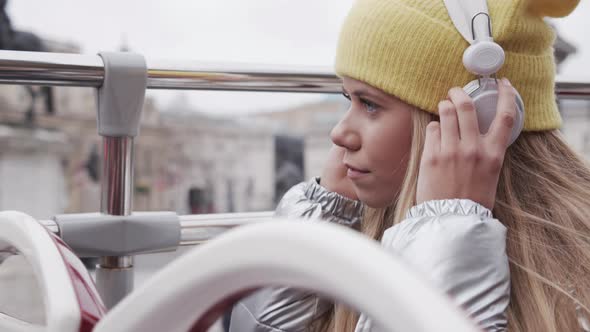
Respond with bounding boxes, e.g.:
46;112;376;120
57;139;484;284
6;0;590;116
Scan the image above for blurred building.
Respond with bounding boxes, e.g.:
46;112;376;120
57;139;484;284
561;99;590;155
0;39;276;218
252;95;348;180
159;104;275;214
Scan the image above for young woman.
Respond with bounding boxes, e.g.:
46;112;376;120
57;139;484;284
230;0;588;331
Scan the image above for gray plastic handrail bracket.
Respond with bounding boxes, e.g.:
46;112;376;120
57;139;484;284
97;52;147;137
53;212;181;257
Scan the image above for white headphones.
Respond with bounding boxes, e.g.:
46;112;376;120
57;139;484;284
443;0;524;145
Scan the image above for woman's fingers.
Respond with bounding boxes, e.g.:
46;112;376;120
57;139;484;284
438;100;459;152
418;81;516;209
423;121;441;159
448;87;480;142
486;78;517;151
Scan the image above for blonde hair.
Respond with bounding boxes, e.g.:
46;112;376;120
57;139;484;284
313;109;590;331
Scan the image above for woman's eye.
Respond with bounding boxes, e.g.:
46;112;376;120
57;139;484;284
360;98;378;113
342;92;377;114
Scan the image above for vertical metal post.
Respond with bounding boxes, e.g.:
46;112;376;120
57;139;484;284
100;136;134;215
93;52;147;309
96;136;135;309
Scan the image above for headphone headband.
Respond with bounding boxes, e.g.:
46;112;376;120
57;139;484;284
443;0;491;44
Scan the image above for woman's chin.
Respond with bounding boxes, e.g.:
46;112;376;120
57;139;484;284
357;190;395;209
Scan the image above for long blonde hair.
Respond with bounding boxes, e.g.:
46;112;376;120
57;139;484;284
313;109;590;331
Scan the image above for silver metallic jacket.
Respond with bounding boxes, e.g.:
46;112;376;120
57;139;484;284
229;178;510;332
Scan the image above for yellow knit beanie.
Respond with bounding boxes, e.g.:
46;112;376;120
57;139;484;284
335;0;580;131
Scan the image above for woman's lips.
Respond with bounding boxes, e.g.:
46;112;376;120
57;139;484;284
345;163;370;179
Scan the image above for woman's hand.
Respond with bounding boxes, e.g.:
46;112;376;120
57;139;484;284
321;145;358;200
416;78;517;210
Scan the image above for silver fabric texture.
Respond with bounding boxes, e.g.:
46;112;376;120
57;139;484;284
230;182;510;332
355;199;510;332
275;177;364;230
406;198;493;219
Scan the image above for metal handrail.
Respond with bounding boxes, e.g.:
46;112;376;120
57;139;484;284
39;211;276;247
178;212;274;245
0;50;588;98
0;50;340;93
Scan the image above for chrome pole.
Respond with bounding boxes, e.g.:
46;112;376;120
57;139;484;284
0;50;587;98
555;81;590;99
96;136;135;308
0;50;340;93
100;137;134;216
40;211;275;248
0;51;103;87
179;211;274;245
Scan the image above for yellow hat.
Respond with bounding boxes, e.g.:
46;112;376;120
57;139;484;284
335;0;580;131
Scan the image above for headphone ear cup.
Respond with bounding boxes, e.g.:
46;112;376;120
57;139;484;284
464;79;525;146
463;41;505;76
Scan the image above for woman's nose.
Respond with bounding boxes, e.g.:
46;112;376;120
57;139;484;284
330;115;361;151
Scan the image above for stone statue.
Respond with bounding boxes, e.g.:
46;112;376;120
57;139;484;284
0;0;54;125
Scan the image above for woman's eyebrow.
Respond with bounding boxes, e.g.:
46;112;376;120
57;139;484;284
352;88;386;102
342;85;387;102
